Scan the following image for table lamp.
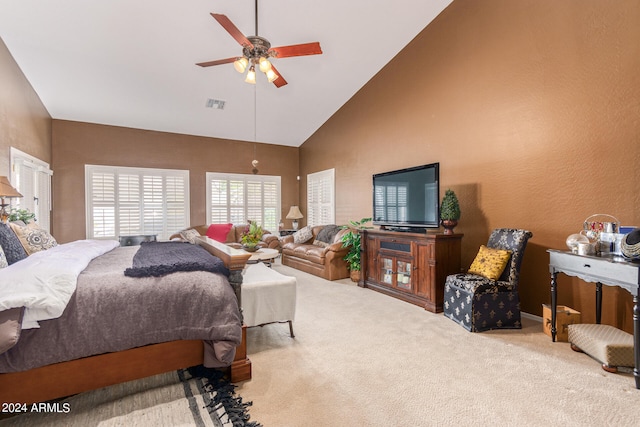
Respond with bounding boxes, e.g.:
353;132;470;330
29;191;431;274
286;206;303;230
0;176;22;223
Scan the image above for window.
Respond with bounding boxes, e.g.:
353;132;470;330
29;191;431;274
307;168;335;226
10;148;53;232
85;165;189;240
206;173;281;232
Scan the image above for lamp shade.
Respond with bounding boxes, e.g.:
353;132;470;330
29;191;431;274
286;206;303;220
0;176;22;198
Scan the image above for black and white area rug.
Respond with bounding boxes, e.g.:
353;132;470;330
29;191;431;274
0;366;261;427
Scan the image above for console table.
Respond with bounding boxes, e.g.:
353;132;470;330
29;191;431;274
548;249;640;389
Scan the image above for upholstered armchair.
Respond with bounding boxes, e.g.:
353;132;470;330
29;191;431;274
443;228;533;332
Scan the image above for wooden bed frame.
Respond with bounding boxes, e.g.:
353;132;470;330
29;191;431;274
0;238;252;405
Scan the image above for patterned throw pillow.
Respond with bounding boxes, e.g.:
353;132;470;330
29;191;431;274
467;245;512;281
0;223;28;264
10;222;58;255
293;226;313;244
179;228;201;244
0;245;8;269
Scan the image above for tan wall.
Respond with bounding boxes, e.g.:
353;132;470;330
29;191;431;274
51;120;299;243
300;0;640;331
0;38;51;177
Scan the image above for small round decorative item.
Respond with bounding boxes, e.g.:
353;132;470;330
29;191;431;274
621;229;640;259
566;233;589;253
242;244;259;253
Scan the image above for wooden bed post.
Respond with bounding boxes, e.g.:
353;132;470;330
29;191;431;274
196;236;252;382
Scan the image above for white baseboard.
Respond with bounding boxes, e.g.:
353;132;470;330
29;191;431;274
522;311;542;323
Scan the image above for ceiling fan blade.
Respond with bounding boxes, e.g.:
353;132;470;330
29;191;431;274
211;13;254;48
269;42;322;58
196;57;237;67
270;65;288;88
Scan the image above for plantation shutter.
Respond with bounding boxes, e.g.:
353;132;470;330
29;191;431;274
10;148;53;232
85;165;189;240
206;173;281;232
307;169;335;227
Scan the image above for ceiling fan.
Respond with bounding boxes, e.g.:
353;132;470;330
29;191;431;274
196;0;322;88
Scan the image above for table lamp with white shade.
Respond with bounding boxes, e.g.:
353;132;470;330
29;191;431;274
286;206;303;230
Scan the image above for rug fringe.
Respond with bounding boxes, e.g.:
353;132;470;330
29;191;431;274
186;365;262;427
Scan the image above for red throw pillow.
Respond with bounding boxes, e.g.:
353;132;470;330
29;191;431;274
206;223;233;242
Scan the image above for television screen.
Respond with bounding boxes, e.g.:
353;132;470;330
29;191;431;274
372;163;440;230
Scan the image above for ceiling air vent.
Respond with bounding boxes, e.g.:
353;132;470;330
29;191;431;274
205;98;225;110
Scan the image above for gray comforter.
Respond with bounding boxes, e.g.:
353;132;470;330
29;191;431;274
0;245;242;372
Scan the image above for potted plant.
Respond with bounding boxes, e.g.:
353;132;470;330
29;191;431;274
340;217;372;282
241;220;264;252
8;208;36;224
440;189;460;234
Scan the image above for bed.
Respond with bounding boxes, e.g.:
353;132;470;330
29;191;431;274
0;237;252;405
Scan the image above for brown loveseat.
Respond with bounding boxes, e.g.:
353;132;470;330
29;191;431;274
281;225;350;281
170;224;281;251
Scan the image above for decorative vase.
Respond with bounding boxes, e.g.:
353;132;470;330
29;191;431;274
441;219;458;235
242;244;259;252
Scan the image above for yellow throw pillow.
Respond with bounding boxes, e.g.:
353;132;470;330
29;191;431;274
468;245;512;280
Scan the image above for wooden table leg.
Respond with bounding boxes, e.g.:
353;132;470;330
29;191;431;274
551;271;558;342
634;291;639;389
596;282;603;324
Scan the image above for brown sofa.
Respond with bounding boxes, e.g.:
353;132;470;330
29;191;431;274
281;225;350;281
170;224;281;251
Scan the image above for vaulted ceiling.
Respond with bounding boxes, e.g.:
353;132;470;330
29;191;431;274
0;0;452;147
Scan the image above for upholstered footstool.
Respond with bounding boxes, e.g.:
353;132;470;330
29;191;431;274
568;324;634;373
241;262;297;337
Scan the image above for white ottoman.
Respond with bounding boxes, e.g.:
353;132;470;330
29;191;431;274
241;263;297;337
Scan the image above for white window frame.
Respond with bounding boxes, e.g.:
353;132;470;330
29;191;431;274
307;168;335;227
205;172;281;232
10;148;53;232
85;165;190;240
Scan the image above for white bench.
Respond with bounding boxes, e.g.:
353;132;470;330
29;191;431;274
241;262;297;337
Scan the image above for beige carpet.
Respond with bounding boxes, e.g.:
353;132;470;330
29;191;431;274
238;260;640;427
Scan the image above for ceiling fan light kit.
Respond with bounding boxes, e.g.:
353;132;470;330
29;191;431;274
196;0;322;88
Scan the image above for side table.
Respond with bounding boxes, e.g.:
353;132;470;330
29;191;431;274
279;229;296;237
548;249;640;389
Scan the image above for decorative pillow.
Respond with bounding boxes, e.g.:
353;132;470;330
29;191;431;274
9;222;58;255
467;245;512;280
0;245;7;269
0;223;28;264
206;223;234;242
316;224;341;244
179;228;201;244
293;226;313;244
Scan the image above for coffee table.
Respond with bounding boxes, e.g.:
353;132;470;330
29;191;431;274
246;247;280;267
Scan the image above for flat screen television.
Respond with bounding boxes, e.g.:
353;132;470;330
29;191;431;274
372;162;440;231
